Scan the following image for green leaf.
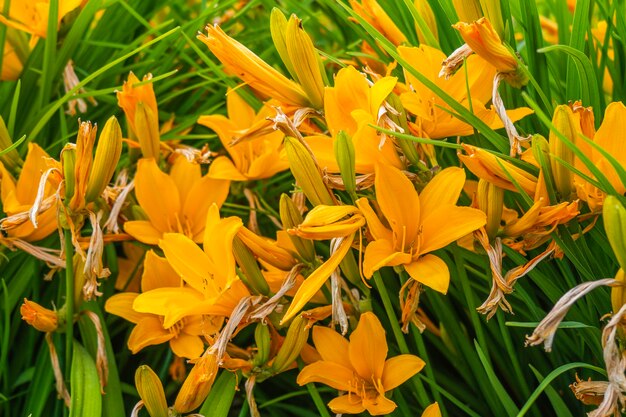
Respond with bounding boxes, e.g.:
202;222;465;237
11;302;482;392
69;341;102;417
199;370;238;417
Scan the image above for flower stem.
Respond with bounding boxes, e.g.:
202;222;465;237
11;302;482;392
372;271;430;407
64;231;74;381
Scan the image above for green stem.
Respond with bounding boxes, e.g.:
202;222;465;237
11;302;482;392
372;271;430;408
64;231;74;382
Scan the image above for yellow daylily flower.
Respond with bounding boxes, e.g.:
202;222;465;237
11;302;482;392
2;39;23;81
198;24;310;107
398;45;532;139
0;0;82;38
20;299;59;333
422;403;442;417
349;0;407;46
573;102;626;211
132;204;250;328
0;143;59;241
197;91;288;181
117;72;161;160
124;157;230;245
105;251;219;359
306;66;403;174
297;312;425;415
357;164;486;293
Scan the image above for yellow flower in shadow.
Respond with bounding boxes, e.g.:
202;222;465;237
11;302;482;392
198;91;288;181
398;45;532;139
105;250;220;359
297;312;425;415
357;164;486;293
124;157;230;245
0;143;59;241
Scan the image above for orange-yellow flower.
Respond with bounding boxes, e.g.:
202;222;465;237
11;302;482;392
357;164;486;293
124;157;230;245
105;251;220;359
349;0;407;46
132;204;250;328
297;312;425;415
306;66;403;174
398;45;532;138
198;91;288;181
0;0;82;38
573;102;626;211
0;143;59;241
1;39;23;81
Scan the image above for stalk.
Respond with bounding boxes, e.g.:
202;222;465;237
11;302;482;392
64;231;74;382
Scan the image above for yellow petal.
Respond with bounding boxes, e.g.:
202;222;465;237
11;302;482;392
349;311;387;381
363;239;412;278
203;204;242;287
369;76;397;116
169;157;201;206
363;392;397;416
128;317;173;353
356;197;392;242
422;403;442;417
375;163;421;247
207;156;248;181
296;361;353;391
183;175;231;242
280;235;354;324
405;255;450;293
312;326;351;368
594;102;626;194
381;354;425;390
124;221;163;245
419;167;465;216
420;206;486;254
105;293;144;324
169;333;204;359
133;287;206;328
135;158;180;233
142;250;181;291
159;233;219;295
327;394;366;414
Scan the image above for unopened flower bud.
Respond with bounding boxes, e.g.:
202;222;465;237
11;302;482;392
134;102;160;160
604;195;626;271
0;116;22;172
285;137;335;206
85;116;122;203
232;236;270;296
611;269;626;315
271;316;309;373
253;323;271;367
477;179;504;241
173;354;219;413
270;8;299;82
549;105;578;201
285;15;325;109
61;145;77;202
135;365;168;417
452;0;483;23
20;299;58;332
334;130;358;199
279;194;316;262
